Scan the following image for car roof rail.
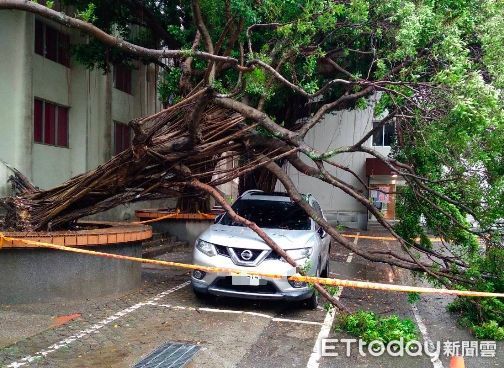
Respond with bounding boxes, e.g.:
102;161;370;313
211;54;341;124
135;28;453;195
238;189;264;199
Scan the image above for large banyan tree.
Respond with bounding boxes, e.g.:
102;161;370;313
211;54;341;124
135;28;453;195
0;0;503;334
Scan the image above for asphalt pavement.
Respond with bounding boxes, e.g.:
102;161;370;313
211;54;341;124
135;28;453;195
0;231;501;367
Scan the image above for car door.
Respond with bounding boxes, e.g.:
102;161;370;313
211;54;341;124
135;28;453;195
312;200;330;268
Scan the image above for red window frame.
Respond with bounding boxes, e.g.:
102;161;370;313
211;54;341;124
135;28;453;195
34;19;70;67
114;122;132;155
114;64;132;94
34;98;69;148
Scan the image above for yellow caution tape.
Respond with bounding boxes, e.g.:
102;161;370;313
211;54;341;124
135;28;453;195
133;210;440;242
0;232;502;298
341;234;443;242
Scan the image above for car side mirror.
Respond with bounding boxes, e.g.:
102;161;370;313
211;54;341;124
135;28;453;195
318;227;327;238
214;213;224;224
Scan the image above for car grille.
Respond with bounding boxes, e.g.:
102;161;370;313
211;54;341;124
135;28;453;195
266;250;282;260
213;277;278;294
215;244;230;257
232;247;263;262
215;245;268;262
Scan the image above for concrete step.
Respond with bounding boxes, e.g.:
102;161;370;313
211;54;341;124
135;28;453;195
142;241;189;258
151;232;166;241
142;234;177;249
142;231;189;258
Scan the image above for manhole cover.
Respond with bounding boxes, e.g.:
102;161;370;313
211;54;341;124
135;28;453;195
134;341;200;368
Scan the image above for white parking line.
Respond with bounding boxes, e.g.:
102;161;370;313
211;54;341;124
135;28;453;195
306;233;359;368
5;281;190;368
390;247;444;368
152;303;323;326
411;304;444;368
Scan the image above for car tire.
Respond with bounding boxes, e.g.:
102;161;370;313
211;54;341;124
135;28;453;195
320;260;329;278
305;288;319;310
305;267;320;310
193;287;211;301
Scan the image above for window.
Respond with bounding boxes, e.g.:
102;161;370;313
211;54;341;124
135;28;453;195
220;200;311;230
34;20;70;67
34;99;69;147
372;122;395;146
114;64;132;94
114;122;132;155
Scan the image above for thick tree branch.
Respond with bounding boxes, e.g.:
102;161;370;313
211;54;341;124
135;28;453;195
180;31;202;94
267;159;469;284
213;97;299;142
191;0;216;83
298;86;375;137
352;111;397;148
0;0;235;64
187;91;211;144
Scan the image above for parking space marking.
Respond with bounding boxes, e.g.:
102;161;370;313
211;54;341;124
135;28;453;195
152;303;323;326
5;281;190;368
306;233;359;368
411;304;444;368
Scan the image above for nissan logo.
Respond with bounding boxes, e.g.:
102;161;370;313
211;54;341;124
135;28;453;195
240;249;253;261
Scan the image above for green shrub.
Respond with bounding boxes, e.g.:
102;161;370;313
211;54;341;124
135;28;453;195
448;296;504;340
473;321;504;340
336;310;418;343
446;246;504;340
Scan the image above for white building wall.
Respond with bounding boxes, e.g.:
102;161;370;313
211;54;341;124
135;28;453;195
276;97;379;228
0;11;32;197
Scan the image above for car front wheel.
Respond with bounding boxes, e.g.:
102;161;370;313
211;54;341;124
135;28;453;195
193;287;212;301
320;260;329;278
305;267;320;310
305;288;319;310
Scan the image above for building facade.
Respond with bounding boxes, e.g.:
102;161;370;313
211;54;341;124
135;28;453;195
275;97;403;229
0;10;171;220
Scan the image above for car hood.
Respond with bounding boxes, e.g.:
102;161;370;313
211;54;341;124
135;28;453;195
198;224;316;250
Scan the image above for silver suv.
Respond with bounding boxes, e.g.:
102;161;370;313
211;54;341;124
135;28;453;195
191;190;331;308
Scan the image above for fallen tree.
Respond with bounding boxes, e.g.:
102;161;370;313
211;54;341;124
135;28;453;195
0;0;502;334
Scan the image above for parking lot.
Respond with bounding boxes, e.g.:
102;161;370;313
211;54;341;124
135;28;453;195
1;232;502;367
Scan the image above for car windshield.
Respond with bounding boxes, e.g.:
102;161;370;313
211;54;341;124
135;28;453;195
220;199;311;230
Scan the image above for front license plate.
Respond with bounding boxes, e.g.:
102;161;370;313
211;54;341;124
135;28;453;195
232;275;260;286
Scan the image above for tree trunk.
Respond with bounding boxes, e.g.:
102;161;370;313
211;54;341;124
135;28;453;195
176;188;211;213
238;162;279;195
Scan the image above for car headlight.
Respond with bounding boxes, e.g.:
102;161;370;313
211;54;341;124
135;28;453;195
286;247;313;260
196;239;217;257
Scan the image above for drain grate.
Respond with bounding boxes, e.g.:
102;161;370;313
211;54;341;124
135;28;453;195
134;341;200;368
